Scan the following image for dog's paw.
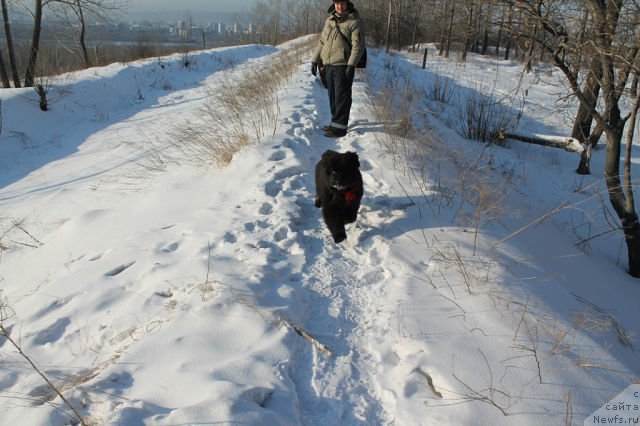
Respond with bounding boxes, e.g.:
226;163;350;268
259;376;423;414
344;213;358;224
332;231;347;244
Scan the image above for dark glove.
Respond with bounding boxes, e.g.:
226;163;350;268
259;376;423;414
311;62;318;76
345;65;355;82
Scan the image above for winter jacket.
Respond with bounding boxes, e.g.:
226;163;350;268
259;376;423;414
312;4;364;67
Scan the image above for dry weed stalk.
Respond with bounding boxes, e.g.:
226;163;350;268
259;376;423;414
510;305;543;384
572;293;634;349
1;217;44;263
564;391;573;426
0;297;88;425
490;181;607;250
429;348;512;416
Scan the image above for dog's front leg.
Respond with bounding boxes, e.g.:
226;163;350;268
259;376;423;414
343;202;360;224
323;207;347;243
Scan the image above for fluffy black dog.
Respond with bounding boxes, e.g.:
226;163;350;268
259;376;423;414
315;150;363;243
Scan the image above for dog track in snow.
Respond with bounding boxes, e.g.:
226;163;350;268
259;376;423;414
238;80;407;425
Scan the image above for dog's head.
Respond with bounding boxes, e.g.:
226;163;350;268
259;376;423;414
321;150;361;192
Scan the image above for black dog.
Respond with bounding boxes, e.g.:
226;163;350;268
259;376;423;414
315;150;363;243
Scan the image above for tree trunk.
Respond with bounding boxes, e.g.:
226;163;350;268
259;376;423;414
524;21;538;73
0;51;10;87
1;0;21;87
75;0;91;68
619;85;640;277
495;2;507;56
385;1;392;53
604;127;640;277
573;57;602;175
272;0;280;46
598;0;640;276
410;0;424;52
501;132;584;152
439;0;449;56
575;8;589;71
503;4;513;60
394;0;402;51
445;3;454;58
481;1;493;56
461;3;474;62
24;0;43;87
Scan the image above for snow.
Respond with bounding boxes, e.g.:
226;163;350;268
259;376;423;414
1;38;639;425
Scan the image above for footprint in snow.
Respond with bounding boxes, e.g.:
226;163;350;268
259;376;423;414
359;159;374;172
259;202;273;215
89;252;105;261
105;261;136;277
33;317;71;345
161;242;179;253
223;232;237;243
265;181;281;197
274;227;288;242
269;151;286;162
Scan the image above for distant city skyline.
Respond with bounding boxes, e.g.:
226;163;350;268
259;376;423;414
129;0;257;14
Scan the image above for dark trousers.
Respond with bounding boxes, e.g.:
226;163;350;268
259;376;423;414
326;65;353;130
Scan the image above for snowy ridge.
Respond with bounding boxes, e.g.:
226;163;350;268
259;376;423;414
0;39;639;425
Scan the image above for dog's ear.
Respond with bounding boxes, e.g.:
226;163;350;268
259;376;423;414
346;151;360;169
321;150;338;165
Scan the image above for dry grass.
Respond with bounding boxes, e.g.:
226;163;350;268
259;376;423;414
163;39;314;168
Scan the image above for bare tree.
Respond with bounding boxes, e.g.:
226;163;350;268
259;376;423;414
512;0;640;276
272;0;281;45
409;0;425;51
503;2;514;60
385;0;392;52
71;0;91;67
0;52;8;87
56;0;129;68
461;0;475;61
8;0;128;86
440;0;455;58
1;0;21;87
23;0;43;87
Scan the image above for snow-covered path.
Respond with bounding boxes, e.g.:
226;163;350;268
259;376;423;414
204;66;404;424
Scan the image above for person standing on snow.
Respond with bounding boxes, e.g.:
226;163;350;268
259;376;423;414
311;0;365;138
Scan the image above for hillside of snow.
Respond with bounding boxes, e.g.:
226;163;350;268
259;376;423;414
1;36;639;425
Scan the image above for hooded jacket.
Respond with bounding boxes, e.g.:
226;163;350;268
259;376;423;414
312;2;364;67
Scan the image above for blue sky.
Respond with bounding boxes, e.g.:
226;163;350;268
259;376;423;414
130;0;257;13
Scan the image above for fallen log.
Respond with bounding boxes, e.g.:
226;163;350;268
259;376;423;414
497;129;585;153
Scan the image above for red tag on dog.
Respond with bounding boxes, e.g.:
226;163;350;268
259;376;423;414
344;191;358;202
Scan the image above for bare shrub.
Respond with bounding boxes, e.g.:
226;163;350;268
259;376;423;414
428;74;455;104
35;83;49;111
455;91;520;143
